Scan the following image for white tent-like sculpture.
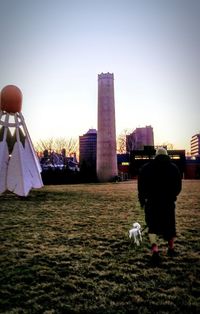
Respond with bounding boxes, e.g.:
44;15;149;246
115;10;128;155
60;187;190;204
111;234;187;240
0;85;43;196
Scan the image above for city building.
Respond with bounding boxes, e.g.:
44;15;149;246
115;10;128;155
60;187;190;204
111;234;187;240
191;133;200;157
129;148;186;178
117;153;130;180
126;126;154;152
96;72;118;182
185;158;200;179
79;129;97;177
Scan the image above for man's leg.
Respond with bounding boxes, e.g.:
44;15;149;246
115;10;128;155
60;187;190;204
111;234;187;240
149;233;158;252
168;238;174;250
148;233;160;266
167;237;177;256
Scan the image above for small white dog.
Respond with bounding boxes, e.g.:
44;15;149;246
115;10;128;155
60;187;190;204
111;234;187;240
129;222;142;246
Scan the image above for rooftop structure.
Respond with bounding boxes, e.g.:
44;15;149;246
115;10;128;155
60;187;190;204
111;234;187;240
126;126;154;152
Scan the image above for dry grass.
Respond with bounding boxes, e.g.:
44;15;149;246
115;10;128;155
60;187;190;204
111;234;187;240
0;180;199;313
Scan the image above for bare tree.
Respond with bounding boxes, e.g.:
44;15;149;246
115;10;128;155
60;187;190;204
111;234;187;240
160;142;174;150
34;137;79;156
54;137;78;156
67;138;79;155
34;138;55;153
117;129;131;154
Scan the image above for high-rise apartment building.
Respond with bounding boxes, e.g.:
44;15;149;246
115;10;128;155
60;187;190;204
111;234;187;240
96;72;118;182
79;129;97;174
126;126;154;152
191;133;200;156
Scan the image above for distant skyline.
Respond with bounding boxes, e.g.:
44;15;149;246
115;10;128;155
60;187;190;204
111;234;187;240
0;0;200;152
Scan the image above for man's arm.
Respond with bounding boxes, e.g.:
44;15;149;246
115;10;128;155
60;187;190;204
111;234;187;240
137;168;146;207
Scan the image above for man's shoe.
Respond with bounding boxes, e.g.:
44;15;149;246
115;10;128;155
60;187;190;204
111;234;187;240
167;248;178;257
150;251;161;267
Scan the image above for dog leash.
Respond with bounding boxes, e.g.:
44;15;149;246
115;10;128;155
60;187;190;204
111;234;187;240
141;224;148;233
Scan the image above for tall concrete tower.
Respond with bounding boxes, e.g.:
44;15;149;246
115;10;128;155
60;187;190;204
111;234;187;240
97;72;118;182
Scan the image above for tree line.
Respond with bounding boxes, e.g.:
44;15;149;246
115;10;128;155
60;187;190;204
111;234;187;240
33;131;174;159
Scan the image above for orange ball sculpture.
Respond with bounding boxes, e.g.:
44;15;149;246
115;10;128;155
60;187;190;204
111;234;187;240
0;85;22;113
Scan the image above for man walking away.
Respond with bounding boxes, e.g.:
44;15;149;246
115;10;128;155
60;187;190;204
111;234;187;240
138;147;182;266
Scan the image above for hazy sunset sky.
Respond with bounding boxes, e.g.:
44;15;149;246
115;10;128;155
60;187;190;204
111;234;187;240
0;0;199;151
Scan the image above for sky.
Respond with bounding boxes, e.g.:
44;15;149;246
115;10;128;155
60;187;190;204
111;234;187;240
0;0;200;152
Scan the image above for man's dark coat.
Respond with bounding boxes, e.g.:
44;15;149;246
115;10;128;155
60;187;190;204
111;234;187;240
138;154;182;240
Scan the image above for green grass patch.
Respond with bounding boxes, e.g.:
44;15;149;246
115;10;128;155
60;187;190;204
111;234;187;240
0;180;199;313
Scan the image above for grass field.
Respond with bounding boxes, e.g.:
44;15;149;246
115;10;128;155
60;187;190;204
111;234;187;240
0;180;199;314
